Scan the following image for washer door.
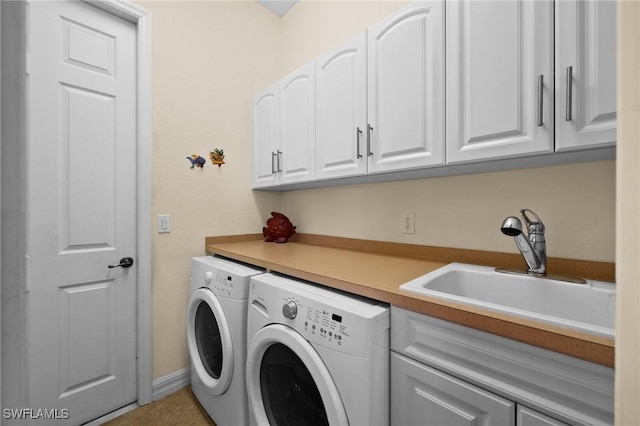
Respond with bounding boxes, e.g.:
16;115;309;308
186;288;233;395
246;324;349;426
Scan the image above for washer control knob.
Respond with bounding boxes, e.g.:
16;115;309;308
282;301;298;319
204;271;214;283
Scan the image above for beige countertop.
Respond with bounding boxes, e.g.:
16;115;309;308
205;234;615;368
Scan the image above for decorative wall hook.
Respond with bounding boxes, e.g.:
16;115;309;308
186;154;206;169
210;149;225;167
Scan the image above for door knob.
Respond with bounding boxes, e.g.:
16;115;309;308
108;257;134;269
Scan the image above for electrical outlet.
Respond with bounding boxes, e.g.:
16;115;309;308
401;212;415;234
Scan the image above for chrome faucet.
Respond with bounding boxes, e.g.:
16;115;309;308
500;209;546;275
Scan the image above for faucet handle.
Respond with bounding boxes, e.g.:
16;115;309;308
520;209;545;233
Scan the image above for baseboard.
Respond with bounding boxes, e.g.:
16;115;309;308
152;367;191;401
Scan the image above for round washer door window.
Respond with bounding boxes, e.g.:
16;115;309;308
246;324;348;426
187;288;234;395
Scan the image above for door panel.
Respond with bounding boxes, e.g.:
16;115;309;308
252;83;279;188
315;32;367;180
28;2;137;423
391;352;515;425
367;2;445;173
280;63;316;184
555;0;617;151
446;0;554;164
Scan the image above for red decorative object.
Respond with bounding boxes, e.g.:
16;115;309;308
263;212;296;243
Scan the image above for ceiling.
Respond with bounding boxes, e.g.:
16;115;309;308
257;0;298;17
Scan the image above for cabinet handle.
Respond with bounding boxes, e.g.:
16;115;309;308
367;124;374;157
356;127;363;159
271;152;277;174
565;66;573;121
537;75;544;127
276;150;282;173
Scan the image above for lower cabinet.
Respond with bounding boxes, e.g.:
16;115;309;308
390;306;614;426
518;406;569;426
391;352;571;426
391;352;515;425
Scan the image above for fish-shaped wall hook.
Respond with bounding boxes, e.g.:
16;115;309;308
186;155;206;169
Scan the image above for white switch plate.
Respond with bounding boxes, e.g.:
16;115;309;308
401;212;415;234
158;214;171;233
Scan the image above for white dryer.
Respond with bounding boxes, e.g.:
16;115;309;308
187;256;263;426
246;273;390;426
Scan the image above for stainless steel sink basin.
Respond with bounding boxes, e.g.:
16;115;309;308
400;263;615;339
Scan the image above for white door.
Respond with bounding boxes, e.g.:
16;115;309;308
446;0;554;164
28;2;137;424
555;0;617;151
279;62;316;185
367;2;445;174
315;32;368;180
252;82;280;188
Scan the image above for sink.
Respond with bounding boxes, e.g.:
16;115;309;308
400;263;615;339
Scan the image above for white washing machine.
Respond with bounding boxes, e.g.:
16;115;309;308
246;273;390;426
187;256;264;426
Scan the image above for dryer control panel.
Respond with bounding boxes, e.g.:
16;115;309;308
249;273;389;357
191;256;263;300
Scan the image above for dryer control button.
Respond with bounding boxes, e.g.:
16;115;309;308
282;301;298;319
204;271;214;283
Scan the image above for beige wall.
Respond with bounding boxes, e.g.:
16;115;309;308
615;1;640;422
144;0;621;390
279;1;615;263
142;0;281;379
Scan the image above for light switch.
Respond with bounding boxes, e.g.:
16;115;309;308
158;214;171;233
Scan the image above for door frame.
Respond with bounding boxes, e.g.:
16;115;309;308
88;0;153;406
0;0;153;408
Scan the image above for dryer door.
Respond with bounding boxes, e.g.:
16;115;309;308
187;288;234;395
246;324;349;426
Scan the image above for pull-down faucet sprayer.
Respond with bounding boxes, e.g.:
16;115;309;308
500;209;546;275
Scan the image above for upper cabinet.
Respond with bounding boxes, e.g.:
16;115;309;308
279;63;316;185
252;82;279;189
367;2;445;173
446;0;554;164
252;0;616;190
555;0;617;151
252;64;315;189
315;33;368;180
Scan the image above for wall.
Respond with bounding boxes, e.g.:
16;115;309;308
279;0;616;263
141;0;281;379
143;0;618;384
615;1;640;422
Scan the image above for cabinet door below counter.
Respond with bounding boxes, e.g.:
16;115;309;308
391;352;515;425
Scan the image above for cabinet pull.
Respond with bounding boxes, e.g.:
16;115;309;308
565;66;573;121
537;75;544;127
271;152;277;174
276;150;282;173
356;127;363;159
367;124;374;157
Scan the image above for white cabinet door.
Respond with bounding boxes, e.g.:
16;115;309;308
391;353;515;425
446;0;554;164
280;62;316;185
555;0;616;151
518;406;570;426
367;2;445;174
316;32;368;180
252;82;279;188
